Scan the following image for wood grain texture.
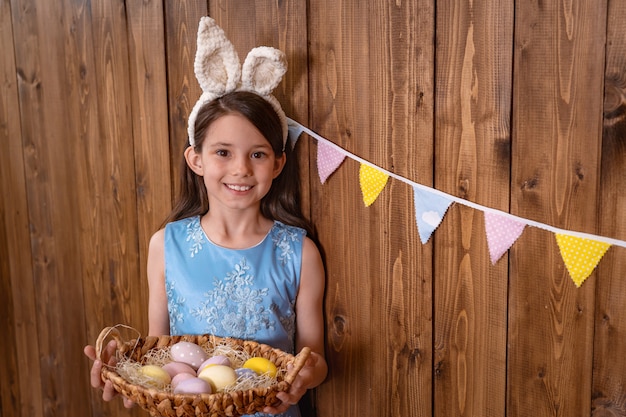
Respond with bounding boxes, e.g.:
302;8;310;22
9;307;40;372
11;1;94;415
164;1;207;203
592;0;626;415
82;2;145;415
307;2;378;416
0;1;38;416
509;1;607;416
308;1;435;416
433;1;513;416
2;1;626;417
125;0;171;335
367;2;435;417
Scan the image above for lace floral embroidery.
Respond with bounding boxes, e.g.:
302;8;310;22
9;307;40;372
166;280;185;335
186;217;205;257
190;257;275;338
272;224;299;265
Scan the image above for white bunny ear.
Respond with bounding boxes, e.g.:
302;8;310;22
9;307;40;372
194;16;241;95
241;46;287;95
188;18;290;147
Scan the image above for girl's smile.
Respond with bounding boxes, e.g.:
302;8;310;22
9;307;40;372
225;184;253;192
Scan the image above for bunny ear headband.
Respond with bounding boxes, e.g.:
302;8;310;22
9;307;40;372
187;16;289;148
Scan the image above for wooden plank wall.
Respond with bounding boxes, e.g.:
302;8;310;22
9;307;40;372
0;1;625;417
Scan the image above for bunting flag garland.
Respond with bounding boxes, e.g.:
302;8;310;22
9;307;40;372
484;211;526;264
317;141;346;183
359;164;389;206
555;234;612;287
286;118;626;287
413;186;453;243
287;118;305;148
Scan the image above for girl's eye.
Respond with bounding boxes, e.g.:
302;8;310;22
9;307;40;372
251;151;266;159
216;149;229;157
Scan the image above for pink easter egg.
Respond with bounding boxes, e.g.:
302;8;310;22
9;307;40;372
170;341;209;369
171;372;195;389
173;377;213;394
198;355;231;373
162;361;197;379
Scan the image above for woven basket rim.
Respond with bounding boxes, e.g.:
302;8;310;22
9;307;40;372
95;326;310;417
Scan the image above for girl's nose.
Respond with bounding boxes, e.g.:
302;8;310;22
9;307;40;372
231;154;252;176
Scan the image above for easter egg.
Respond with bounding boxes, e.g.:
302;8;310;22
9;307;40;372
162;361;196;379
198;364;237;392
139;365;171;389
234;367;256;379
170;341;209;369
171;372;195;389
173;377;213;395
198;355;231;373
242;357;277;378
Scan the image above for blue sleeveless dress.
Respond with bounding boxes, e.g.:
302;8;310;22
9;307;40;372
164;215;305;417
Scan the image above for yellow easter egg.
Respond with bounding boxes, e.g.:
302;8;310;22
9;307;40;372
139;365;171;389
242;357;277;378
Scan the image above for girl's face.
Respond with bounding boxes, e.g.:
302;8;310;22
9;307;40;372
185;113;286;213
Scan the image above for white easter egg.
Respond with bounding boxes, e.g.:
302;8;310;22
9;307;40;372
198;365;237;392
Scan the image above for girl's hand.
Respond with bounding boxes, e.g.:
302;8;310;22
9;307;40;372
83;341;135;408
262;351;324;415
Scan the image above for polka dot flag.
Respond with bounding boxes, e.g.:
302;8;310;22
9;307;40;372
286;118;626;289
555;234;612;287
484;211;526;264
359;164;389;207
317;141;346;184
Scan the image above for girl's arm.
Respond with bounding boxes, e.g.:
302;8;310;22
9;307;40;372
147;229;170;337
265;236;328;413
293;236;328;386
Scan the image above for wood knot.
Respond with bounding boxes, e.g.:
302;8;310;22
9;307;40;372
521;175;539;190
434;360;444;378
604;72;626;126
457;179;470;199
329;314;349;352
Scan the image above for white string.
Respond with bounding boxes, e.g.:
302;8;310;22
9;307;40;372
288;118;626;249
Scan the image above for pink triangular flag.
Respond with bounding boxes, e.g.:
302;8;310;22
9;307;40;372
484;211;526;264
317;141;346;184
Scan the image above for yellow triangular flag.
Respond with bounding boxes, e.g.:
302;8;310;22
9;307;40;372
359;164;389;207
555;234;611;287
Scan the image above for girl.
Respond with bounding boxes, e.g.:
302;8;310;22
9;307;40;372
86;17;327;416
85;91;328;417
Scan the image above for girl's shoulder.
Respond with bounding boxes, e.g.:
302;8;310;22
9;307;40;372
164;215;200;233
271;220;307;239
166;215;199;226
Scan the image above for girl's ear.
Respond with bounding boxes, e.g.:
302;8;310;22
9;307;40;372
185;146;204;176
273;153;287;179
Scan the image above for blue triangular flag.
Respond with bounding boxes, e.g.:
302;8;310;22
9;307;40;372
413;186;453;244
287;118;305;148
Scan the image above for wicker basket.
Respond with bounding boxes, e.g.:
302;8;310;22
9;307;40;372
95;326;310;417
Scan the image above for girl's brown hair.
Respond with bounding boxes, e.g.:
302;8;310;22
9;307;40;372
163;91;314;237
